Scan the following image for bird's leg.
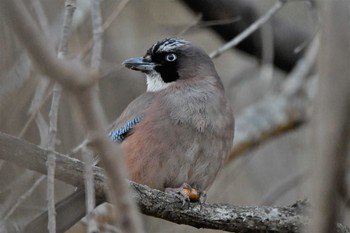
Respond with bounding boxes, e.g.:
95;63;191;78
197;190;207;210
165;183;191;206
165;183;207;206
198;190;207;204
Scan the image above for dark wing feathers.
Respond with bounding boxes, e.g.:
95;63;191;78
107;92;155;142
109;116;143;142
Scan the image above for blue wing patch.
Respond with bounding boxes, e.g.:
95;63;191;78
109;116;143;142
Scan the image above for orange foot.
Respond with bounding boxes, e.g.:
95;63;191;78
165;183;207;206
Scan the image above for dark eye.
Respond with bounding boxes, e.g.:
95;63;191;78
165;53;177;62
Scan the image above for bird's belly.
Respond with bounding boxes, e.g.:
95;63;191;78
122;119;229;192
124;143;218;190
181;141;224;190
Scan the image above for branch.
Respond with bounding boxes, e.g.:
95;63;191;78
45;1;77;231
0;132;105;196
46;83;61;233
83;0;104;231
90;0;103;70
229;33;319;161
306;1;350;232
229;76;313;161
209;0;286;59
0;1;94;89
0;1;143;232
181;0;313;71
0;132;349;233
134;186;307;232
80;0;130;58
230;93;305;161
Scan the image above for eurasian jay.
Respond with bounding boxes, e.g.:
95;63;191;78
25;38;234;233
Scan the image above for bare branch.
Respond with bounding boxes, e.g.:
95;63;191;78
57;0;76;59
306;1;350;232
282;36;319;96
46;151;57;232
0;170;43;222
84;1;102;231
90;0;103;70
229;88;307;161
45;1;77;231
83;148;99;232
0;0;95;89
1;176;46;223
209;0;287;59
46;83;63;233
18;84;52;138
0;133;349;233
0;132;104;195
229;33;319;161
0;1;143;233
89;0;144;232
182;0;313;71
80;0;130;58
176;14;202;37
86;0;104;229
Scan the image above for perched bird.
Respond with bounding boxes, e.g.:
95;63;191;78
109;37;234;202
24;38;234;232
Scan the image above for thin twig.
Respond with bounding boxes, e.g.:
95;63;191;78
209;0;287;59
89;0;144;232
57;0;76;59
0;171;38;222
8;1;53;223
282;36;319;96
18;80;52;138
46;84;61;233
32;0;51;37
84;0;104;231
197;17;241;28
165;17;242;36
90;0;103;70
46;1;77;232
0;0;95;89
259;19;274;85
22;0;53;139
83;148;99;232
80;0;130;58
1;176;46;223
176;14;202;36
36;113;49;147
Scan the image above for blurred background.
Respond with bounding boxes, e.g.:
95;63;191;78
1;0;346;232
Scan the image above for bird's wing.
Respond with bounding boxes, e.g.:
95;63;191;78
108;92;155;142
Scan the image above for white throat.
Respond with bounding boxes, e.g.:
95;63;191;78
146;72;170;92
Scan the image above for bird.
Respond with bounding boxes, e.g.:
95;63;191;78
109;37;234;202
24;38;234;232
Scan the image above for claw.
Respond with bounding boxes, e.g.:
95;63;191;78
198;190;207;210
165;183;207;207
198;191;207;203
165;183;191;207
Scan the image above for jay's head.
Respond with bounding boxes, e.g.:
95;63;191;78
122;38;218;92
